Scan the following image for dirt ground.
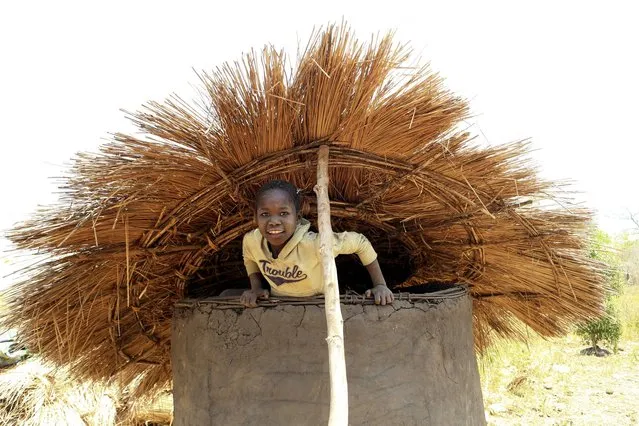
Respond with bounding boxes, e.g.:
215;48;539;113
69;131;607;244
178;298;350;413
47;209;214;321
480;336;639;425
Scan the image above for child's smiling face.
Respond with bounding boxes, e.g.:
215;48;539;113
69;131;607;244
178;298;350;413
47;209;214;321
255;188;300;252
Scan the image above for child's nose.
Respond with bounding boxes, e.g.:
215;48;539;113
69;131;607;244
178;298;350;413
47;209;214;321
268;217;282;225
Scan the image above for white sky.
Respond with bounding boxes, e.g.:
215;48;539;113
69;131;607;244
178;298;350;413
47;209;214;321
1;0;638;261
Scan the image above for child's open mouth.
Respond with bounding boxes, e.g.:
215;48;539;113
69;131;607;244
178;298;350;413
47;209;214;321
266;230;288;242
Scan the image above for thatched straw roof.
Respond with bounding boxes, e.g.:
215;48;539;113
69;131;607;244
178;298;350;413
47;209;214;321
2;24;604;398
0;356;172;425
0;357;118;425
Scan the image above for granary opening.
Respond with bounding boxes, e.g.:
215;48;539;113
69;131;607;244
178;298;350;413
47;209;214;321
185;217;418;298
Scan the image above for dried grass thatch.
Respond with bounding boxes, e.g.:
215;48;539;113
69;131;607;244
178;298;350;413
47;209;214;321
0;357;118;425
0;356;172;425
2;24;604;398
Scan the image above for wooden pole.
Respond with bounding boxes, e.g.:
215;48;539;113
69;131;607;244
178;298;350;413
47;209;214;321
314;144;348;426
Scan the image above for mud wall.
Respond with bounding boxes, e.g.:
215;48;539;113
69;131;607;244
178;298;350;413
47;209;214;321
172;296;485;425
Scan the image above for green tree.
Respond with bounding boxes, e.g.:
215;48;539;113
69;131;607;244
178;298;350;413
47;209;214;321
618;233;639;286
575;299;622;353
575;229;623;355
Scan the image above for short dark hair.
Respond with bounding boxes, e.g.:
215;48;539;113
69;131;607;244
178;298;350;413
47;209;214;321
255;180;302;213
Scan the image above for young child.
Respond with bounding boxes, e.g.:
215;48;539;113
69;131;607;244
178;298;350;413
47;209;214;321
239;179;394;308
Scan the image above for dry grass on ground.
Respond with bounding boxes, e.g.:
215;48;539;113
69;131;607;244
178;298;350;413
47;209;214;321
480;286;639;425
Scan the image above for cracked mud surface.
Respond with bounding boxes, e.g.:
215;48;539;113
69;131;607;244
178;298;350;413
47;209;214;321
172;298;485;426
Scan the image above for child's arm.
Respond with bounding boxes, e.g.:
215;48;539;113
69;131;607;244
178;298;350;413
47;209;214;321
364;259;394;305
240;273;269;308
331;231;394;305
241;233;269;308
365;259;386;286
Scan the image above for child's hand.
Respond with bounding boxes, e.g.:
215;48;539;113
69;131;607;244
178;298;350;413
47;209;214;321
240;289;269;308
365;285;394;306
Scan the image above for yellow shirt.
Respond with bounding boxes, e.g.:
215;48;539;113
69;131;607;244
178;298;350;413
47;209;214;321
242;219;378;297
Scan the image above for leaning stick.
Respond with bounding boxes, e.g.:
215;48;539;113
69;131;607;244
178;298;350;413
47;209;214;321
314;144;348;425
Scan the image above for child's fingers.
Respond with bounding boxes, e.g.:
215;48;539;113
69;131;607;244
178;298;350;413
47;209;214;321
240;292;258;308
364;289;372;298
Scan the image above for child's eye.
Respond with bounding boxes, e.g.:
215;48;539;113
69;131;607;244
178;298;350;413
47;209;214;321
260;212;269;217
280;212;289;216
